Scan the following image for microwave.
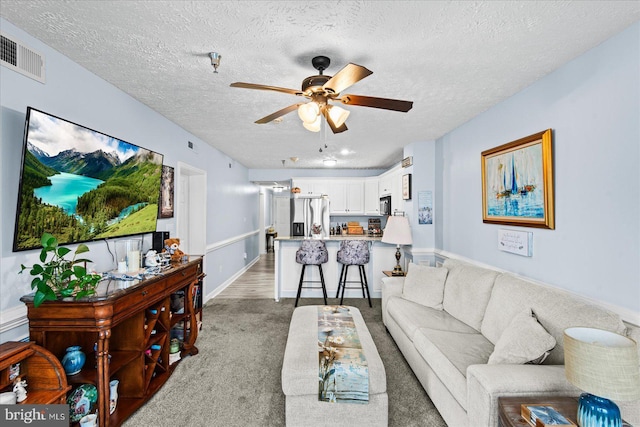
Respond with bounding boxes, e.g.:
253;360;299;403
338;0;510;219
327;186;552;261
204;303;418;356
380;195;391;216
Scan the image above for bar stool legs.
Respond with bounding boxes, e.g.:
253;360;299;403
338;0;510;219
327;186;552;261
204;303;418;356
336;264;372;307
295;264;328;307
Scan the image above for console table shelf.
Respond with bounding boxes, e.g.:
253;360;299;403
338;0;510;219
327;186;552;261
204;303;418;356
20;257;203;427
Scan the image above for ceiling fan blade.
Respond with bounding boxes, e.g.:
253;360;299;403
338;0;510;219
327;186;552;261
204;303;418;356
338;94;413;112
320;106;348;134
255;103;303;124
322;63;372;94
230;82;303;96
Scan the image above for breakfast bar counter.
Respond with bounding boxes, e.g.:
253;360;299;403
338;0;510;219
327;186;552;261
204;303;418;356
274;236;400;301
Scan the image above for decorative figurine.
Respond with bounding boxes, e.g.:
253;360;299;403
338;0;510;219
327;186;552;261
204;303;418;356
162;238;185;262
13;377;27;402
145;250;160;267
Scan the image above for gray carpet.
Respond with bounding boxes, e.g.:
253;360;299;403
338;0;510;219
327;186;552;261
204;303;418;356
124;298;446;427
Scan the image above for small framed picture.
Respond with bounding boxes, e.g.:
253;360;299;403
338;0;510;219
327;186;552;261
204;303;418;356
402;174;412;200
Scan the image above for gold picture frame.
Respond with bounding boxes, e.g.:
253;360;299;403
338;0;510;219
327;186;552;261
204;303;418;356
481;129;554;229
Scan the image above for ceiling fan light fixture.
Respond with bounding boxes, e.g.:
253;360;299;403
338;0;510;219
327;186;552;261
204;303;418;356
303;115;321;132
209;52;221;73
297;102;320;123
323;159;337;167
327;105;350;127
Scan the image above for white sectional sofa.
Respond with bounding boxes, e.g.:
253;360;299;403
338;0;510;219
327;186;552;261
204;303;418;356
381;258;640;427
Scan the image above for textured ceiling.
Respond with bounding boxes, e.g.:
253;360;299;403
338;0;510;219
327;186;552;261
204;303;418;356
1;1;639;169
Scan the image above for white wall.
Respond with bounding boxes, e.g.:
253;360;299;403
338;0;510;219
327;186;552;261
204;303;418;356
434;23;639;317
0;19;260;341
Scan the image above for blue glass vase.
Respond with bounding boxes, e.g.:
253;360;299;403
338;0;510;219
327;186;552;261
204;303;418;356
61;345;86;376
577;393;621;427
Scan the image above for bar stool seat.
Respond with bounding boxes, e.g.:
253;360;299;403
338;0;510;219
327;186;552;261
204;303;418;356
295;240;329;307
336;240;372;307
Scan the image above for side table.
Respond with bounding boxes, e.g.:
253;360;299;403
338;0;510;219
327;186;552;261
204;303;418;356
383;270;405;277
266;231;277;252
498;396;631;427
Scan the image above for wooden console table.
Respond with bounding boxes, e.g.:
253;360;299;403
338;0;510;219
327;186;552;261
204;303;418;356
21;257;204;427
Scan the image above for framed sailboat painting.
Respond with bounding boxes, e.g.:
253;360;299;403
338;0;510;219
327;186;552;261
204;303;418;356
481;129;555;229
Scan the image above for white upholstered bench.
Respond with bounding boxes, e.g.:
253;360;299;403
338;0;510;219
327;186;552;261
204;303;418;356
281;305;388;427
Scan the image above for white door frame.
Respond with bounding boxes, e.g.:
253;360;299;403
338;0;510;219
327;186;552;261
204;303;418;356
176;161;206;256
259;191;266;254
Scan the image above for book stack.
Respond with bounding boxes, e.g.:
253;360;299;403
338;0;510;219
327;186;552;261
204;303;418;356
521;404;576;427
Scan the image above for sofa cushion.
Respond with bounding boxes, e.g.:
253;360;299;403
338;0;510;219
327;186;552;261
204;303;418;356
413;328;494;409
481;273;627;365
386;297;478;342
402;263;449;309
442;259;499;331
488;308;556;365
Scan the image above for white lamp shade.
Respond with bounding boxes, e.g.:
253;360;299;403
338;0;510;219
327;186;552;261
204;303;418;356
381;216;412;245
327;105;350;127
302;114;321;132
297;102;319;123
564;327;640;401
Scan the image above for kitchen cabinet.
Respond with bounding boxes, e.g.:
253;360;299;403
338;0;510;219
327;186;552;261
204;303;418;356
379;174;394;197
378;166;403;214
364;178;380;215
330;180;364;214
292;179;328;196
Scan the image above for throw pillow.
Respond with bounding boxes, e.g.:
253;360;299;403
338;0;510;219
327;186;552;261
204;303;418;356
402;263;449;310
488;308;556;365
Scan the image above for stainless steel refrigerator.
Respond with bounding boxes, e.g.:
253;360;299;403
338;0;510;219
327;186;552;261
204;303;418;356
291;195;330;238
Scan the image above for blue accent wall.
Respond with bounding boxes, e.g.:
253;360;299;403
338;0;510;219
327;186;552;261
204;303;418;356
0;19;260;341
425;22;639;315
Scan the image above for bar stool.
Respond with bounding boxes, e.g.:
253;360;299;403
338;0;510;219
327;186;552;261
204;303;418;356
295;240;329;307
336;240;372;307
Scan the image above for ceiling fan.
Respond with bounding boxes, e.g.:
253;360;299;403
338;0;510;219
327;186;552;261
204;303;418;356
230;56;413;133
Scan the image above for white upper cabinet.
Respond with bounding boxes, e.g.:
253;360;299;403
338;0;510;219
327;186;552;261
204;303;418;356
379;173;394;197
292;179;328;196
364;178;380;215
329;179;364;214
377;165;403;214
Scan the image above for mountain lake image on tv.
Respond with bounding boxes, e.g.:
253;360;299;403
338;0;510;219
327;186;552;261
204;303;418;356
13;107;164;251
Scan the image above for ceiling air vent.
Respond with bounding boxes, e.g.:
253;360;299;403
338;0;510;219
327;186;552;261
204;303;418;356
1;31;45;83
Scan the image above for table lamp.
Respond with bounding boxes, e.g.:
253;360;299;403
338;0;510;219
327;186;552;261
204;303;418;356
564;327;640;427
381;215;412;276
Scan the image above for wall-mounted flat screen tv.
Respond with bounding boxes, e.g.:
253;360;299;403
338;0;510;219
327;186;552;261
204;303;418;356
13;107;164;251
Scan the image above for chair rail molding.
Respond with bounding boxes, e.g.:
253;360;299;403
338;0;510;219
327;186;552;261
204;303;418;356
0;305;28;340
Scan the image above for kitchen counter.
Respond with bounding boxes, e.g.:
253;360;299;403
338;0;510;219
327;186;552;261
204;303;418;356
276;235;383;241
273;237;403;301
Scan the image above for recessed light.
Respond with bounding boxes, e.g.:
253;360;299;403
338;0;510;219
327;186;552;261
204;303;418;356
323;159;337;167
340;148;350;156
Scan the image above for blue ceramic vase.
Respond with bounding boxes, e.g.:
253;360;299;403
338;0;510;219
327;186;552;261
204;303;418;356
61;345;86;376
577;393;622;427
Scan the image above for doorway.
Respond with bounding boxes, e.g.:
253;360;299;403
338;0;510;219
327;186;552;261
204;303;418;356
176;162;206;255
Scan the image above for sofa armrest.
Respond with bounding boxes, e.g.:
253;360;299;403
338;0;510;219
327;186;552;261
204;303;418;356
466;364;580;427
381;276;404;326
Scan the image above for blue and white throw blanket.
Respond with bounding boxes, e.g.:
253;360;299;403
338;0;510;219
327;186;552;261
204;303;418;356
317;306;369;404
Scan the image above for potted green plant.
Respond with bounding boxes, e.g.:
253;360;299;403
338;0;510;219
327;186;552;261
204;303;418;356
19;233;102;307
